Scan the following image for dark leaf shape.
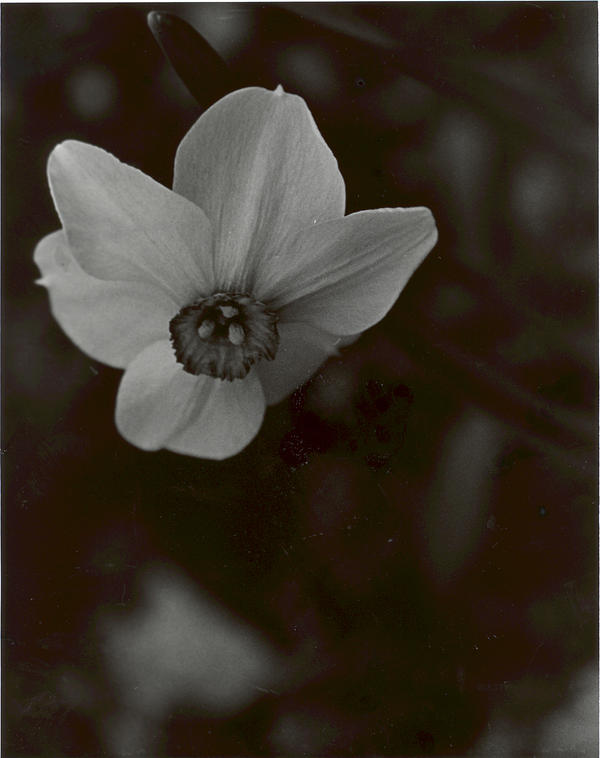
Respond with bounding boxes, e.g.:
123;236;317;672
147;11;237;109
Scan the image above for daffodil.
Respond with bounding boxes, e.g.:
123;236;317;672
35;86;437;459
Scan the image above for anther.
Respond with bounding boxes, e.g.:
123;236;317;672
228;323;245;345
219;305;239;319
169;292;279;381
197;320;215;339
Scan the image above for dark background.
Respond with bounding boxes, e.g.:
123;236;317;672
2;3;597;755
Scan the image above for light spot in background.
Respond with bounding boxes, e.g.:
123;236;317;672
433;109;494;204
184;4;255;59
276;44;339;103
511;154;564;241
66;65;117;120
373;75;435;127
430;283;478;323
420;408;504;584
308;361;356;420
537;665;598;754
473;665;598;756
105;711;152;758
429;108;495;268
100;564;282;755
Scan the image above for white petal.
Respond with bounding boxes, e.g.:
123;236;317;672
48;141;214;304
34;231;176;368
167;371;265;460
272;207;437;335
257;322;341;405
173;87;345;294
115;340;211;450
115;340;265;459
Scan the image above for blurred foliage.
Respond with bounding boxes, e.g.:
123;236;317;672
2;3;597;756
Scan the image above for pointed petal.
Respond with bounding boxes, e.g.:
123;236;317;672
173;87;345;293
115;340;214;451
271;207;437;335
35;231;177;368
48;141;214;304
257;322;341;405
166;371;265;459
115;340;265;459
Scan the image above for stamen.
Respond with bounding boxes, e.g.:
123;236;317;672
219;305;238;319
228;323;245;345
169;292;279;381
197;320;215;339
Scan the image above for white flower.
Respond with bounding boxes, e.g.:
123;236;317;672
35;86;437;460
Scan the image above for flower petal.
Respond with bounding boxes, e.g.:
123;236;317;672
115;340;265;459
48;141;214;304
166;372;265;460
173;86;345;294
257;322;342;405
271;207;437;335
35;231;177;368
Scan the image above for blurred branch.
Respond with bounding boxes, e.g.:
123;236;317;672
278;4;595;168
449;256;596;373
373;327;595;472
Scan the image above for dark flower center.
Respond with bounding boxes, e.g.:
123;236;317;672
169;293;279;381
